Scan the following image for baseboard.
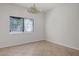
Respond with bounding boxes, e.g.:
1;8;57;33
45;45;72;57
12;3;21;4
46;39;79;51
0;39;45;48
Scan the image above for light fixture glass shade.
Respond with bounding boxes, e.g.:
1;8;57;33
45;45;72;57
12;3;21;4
27;4;40;14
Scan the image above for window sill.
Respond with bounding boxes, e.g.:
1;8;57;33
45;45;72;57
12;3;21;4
9;32;33;34
10;32;23;34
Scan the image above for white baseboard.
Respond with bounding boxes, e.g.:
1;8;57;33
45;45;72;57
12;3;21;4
1;39;79;51
46;39;79;51
0;39;44;48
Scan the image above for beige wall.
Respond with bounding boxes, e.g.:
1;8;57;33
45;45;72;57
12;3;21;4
0;4;45;48
46;4;79;50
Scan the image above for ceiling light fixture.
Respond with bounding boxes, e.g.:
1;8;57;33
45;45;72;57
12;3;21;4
27;4;40;14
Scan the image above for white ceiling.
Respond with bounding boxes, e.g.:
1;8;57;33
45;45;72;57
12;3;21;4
14;3;59;12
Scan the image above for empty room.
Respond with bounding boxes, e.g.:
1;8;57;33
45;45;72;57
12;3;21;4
0;3;79;56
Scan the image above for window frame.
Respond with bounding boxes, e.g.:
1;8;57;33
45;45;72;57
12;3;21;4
9;16;34;34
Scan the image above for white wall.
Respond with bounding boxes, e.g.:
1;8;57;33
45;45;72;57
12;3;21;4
0;4;45;48
1;3;79;50
46;4;79;50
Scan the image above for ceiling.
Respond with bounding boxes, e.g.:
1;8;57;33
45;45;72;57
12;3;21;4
14;3;59;12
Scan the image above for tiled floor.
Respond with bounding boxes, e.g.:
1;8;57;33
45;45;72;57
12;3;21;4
0;40;79;56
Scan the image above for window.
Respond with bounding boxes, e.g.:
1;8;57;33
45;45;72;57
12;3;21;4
24;19;33;32
10;16;34;33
